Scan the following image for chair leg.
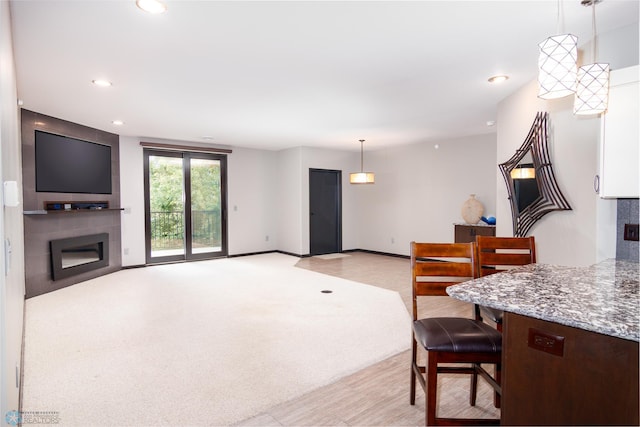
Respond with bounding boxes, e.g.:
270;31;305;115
410;339;417;405
426;352;438;426
493;363;501;408
470;363;479;406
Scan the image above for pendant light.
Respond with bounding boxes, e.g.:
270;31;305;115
510;165;536;180
350;139;375;184
574;0;610;115
538;0;578;99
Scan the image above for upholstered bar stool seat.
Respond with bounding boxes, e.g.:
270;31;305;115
414;317;502;353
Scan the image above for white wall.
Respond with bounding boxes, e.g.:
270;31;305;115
121;136;497;259
0;0;26;420
496;23;638;267
227;147;278;255
119;136;146;266
276;147;304;255
358;134;497;255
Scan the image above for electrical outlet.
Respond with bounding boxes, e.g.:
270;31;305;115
624;224;639;241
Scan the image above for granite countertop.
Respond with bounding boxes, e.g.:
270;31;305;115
446;259;640;342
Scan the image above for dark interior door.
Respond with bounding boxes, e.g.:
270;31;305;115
309;169;342;255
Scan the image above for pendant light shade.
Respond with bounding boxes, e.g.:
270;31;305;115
537;33;578;99
349;172;375;184
574;0;609;115
574;63;610;115
350;139;375;184
510;166;536;180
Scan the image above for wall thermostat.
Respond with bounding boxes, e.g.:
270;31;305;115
3;181;19;207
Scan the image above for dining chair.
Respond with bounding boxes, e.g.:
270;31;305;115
474;235;536;332
409;241;501;426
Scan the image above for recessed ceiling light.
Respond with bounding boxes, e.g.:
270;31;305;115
486;120;496;127
136;0;167;14
202;136;214;140
92;79;112;87
112;120;124;126
488;75;509;84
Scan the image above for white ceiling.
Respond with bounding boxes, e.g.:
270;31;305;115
9;0;639;151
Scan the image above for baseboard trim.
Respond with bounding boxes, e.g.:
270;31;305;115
228;250;279;258
353;249;409;259
125;249;409;265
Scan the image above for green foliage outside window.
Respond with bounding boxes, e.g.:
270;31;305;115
149;156;222;251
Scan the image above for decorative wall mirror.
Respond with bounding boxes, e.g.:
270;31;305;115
499;111;571;237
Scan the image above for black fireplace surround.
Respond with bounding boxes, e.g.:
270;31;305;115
50;234;109;281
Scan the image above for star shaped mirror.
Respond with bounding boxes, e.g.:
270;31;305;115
499;111;572;237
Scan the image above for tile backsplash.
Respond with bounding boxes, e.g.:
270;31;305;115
617;198;639;262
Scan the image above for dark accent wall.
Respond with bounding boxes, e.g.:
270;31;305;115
617;198;640;262
21;109;122;298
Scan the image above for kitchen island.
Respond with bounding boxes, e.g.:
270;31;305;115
447;259;639;425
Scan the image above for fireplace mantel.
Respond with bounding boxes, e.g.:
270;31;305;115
24;209;124;215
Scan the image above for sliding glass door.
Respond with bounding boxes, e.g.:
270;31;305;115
144;149;227;264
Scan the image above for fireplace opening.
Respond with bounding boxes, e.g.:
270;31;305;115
50;233;109;280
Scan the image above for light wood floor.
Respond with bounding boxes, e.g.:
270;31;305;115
235;251;500;426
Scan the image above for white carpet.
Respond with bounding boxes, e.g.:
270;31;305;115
22;253;411;426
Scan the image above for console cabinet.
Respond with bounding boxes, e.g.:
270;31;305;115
454;224;495;243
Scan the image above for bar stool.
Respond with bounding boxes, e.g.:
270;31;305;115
409;242;501;426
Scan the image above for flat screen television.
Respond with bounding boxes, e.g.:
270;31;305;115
35;130;112;194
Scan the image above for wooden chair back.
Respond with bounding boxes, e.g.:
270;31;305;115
410;241;477;321
475;236;536;277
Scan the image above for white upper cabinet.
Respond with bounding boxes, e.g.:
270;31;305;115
599;65;639;198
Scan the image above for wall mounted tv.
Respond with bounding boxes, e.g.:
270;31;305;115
35;130;112;194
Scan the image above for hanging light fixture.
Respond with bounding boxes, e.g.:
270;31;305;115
574;0;610;115
510;165;536;180
538;0;578;99
350;139;375;184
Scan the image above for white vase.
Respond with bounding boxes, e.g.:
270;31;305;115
461;194;484;224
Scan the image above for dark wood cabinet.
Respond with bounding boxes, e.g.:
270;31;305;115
502;312;639;425
454;224;495;243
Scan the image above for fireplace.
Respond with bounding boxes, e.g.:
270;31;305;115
50;233;110;281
